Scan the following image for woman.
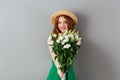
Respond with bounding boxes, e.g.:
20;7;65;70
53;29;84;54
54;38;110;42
47;10;78;80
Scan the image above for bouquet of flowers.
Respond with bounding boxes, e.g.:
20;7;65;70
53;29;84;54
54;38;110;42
48;29;81;73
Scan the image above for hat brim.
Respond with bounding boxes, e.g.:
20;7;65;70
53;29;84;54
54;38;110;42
50;10;78;26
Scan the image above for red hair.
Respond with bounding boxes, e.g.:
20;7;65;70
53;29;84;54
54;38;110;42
53;15;76;34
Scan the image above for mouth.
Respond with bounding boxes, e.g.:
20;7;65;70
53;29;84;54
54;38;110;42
61;27;66;30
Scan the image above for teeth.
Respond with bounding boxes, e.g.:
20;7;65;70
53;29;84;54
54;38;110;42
61;28;65;30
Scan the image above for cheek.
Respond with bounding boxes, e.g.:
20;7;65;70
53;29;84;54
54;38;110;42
58;25;60;29
65;25;68;29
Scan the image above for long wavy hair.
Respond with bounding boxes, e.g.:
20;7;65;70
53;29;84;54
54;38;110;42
53;15;76;34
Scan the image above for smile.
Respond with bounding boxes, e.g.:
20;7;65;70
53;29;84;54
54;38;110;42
61;27;66;30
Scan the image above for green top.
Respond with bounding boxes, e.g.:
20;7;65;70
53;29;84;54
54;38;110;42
47;60;76;80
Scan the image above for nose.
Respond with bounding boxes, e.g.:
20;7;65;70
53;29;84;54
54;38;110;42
61;22;65;26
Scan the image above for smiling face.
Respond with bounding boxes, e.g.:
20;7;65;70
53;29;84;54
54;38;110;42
53;15;76;34
58;16;68;33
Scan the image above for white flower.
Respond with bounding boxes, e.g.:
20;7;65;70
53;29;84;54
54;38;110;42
75;35;81;41
68;34;74;40
58;33;62;36
78;37;82;41
65;38;69;42
58;36;64;40
56;39;60;43
61;38;69;45
62;41;65;45
64;35;69;39
76;39;81;45
64;38;69;43
68;30;72;33
53;34;57;37
63;44;71;49
63;30;68;35
49;40;53;45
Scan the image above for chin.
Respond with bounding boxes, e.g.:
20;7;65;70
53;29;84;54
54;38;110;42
61;30;66;33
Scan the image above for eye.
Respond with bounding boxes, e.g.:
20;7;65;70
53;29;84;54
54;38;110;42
58;21;61;24
64;21;68;24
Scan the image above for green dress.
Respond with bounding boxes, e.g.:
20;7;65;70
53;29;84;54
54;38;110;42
47;60;76;80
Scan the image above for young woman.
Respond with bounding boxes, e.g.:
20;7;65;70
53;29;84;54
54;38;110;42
47;10;78;80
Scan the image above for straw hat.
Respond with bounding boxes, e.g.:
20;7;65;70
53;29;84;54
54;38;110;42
50;10;78;26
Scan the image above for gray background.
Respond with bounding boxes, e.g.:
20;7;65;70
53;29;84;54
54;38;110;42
0;0;120;80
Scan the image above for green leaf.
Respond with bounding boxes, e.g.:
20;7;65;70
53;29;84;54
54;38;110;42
54;56;57;60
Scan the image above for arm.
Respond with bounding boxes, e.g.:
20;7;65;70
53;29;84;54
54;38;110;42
47;38;65;78
48;45;60;69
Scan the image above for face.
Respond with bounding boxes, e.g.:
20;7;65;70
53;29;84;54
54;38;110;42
58;16;68;33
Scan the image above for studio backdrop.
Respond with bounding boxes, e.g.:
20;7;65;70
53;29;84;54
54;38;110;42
0;0;120;80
